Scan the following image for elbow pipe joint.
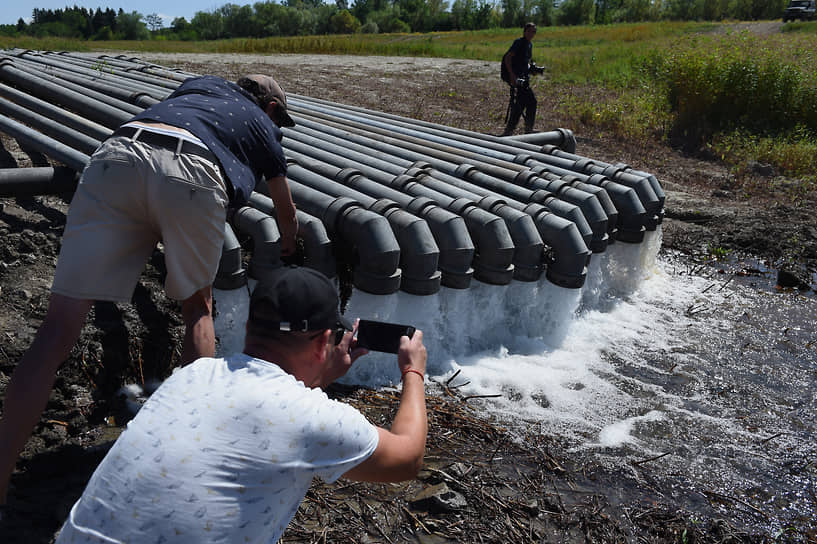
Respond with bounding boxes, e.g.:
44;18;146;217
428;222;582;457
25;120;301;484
381;209;442;295
214;223;247;290
230;206;282;282
337;206;402;295
534;213;589;289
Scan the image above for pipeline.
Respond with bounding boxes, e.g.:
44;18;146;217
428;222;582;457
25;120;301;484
229;206;283;283
290;95;659;235
0;52;664;294
287;107;601;253
286;162;442;295
214;223;247;290
0;81;112;142
0;59;135;128
281;124;521;285
0;167;78;197
247;192;336;280
286;181;402;295
283;148;474;289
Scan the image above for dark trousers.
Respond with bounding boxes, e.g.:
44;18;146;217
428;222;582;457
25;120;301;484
504;85;537;135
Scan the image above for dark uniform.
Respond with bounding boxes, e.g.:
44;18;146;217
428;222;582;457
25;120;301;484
502;36;537;135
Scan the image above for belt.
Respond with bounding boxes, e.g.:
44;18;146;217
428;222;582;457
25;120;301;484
113;126;218;164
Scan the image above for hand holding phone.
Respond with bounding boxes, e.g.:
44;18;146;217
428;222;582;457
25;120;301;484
356;320;416;354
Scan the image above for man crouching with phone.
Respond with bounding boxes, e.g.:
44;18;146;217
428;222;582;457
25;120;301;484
55;265;427;544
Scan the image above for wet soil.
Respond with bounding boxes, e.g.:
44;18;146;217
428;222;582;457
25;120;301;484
1;53;816;543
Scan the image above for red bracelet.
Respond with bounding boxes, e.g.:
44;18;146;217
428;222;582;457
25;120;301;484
401;368;424;382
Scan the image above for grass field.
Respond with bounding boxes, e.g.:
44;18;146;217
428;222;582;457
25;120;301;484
2;21;816;180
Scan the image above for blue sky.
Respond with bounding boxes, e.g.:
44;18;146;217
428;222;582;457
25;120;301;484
1;1;221;26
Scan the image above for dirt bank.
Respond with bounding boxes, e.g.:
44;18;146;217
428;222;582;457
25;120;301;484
1;53;815;543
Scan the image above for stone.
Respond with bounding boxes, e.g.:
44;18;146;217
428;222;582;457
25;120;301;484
409;482;468;513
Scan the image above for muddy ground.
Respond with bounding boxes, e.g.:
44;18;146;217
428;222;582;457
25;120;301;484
1;52;816;543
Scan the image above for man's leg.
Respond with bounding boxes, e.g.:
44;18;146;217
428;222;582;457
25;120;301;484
180;285;215;364
521;88;538;133
0;294;93;504
503;89;523;136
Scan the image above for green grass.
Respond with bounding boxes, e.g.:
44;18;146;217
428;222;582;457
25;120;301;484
2;22;816;188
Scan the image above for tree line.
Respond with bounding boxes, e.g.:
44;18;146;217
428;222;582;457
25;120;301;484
0;0;790;40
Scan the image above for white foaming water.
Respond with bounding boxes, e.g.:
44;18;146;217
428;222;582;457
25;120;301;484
213;228;678;450
212;227;816;529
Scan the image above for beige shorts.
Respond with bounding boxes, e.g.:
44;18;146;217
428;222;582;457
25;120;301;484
52;135;228;302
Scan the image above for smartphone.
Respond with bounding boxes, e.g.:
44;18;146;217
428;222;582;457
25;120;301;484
356;320;415;354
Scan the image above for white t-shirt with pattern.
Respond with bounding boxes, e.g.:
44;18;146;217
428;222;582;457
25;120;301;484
56;353;379;544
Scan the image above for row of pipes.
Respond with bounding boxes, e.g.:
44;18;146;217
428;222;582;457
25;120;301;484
0;49;665;296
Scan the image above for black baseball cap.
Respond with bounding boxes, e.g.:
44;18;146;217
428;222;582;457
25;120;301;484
249;266;352;333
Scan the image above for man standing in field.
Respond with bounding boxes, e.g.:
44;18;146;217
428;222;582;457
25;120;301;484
0;73;299;508
501;22;540;136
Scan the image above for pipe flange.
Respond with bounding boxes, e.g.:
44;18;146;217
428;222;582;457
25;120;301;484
616;227;646;244
513;168;538;187
614;162;631;171
449;197;477;216
589;234;610;254
602;165;624;179
337;167;364;184
560;174;581;184
522;202;545;217
540;144;558;155
400;271;442;295
440;267;473;289
368;198;400;216
322;197;358;235
513;264;543;282
529;189;552;203
477;195;505;213
454;163;476;178
410;160;432;171
572;158;595;173
353;266;402;295
545;267;586;289
587;173;608;186
392;174;416;191
556;128;577;153
404;167;427;179
512;153;534;165
472;261;514;285
405;196;437;216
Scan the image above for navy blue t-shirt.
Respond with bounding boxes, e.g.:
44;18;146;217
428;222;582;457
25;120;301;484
507;37;532;79
130;76;287;206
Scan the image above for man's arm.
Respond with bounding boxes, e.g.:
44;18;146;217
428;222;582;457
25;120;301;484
266;175;298;256
503;50;517;85
343;331;428;482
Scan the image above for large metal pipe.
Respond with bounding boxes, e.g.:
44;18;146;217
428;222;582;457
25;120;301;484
0;167;78;196
286;162;442;295
284;148;474;289
291;93;578;152
0;114;89;172
0;95;101;156
247;192;336;280
10;50;178;92
281;127;516;285
288;109;600;253
214;223;247;290
0;60;135;128
4;53;166;107
229;206;283;282
0;82;112;142
286;181;402;294
290;96;661;233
